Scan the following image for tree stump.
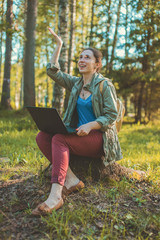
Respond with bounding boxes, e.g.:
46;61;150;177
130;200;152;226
69;155;146;182
43;155;146;182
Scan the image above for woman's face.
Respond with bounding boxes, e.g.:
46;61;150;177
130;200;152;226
78;50;99;74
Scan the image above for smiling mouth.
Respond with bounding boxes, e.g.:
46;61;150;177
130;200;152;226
79;65;86;69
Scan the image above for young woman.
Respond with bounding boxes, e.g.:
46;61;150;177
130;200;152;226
32;28;122;215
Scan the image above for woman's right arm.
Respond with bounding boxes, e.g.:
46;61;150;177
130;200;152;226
47;28;80;91
48;28;62;67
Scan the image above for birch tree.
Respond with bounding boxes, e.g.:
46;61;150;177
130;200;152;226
52;0;69;115
68;0;76;75
105;0;112;75
109;0;122;73
64;0;76;111
89;0;95;46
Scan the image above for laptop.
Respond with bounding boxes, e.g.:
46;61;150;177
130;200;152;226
26;106;77;135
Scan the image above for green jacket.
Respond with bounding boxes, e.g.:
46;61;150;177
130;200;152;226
47;63;123;166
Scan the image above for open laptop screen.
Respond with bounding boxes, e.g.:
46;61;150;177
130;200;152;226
26;106;76;135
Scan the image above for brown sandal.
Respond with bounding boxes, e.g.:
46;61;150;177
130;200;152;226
32;198;64;216
62;181;85;196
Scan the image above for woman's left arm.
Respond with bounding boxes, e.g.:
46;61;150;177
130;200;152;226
95;81;118;132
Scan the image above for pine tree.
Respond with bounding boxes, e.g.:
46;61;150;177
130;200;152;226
23;0;37;106
0;0;5;92
1;0;13;109
130;0;160;122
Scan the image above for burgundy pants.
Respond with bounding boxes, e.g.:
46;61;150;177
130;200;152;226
36;130;104;186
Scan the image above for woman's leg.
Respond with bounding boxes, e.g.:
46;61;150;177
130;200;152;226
51;130;103;186
36;131;85;187
64;166;80;189
36;131;53;163
32;132;64;215
36;132;80;197
33;130;103;214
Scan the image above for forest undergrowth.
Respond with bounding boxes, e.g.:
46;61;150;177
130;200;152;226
0;110;159;240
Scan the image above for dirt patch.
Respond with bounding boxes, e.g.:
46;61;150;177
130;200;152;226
0;171;159;240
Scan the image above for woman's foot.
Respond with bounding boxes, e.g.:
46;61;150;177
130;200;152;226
63;167;85;196
32;183;63;216
32;198;64;215
62;181;85;196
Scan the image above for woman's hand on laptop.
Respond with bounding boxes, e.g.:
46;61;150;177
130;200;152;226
76;121;101;136
76;123;93;136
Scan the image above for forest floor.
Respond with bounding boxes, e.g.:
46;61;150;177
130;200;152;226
0;110;160;240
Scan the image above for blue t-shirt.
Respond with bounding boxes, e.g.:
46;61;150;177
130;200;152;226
77;95;96;127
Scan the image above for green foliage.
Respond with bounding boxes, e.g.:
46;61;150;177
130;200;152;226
1;0;159;123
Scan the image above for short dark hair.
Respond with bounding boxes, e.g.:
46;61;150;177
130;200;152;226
81;47;103;72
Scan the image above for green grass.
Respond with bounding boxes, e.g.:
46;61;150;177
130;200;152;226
118;123;160;188
0;110;160;239
0;110;48;178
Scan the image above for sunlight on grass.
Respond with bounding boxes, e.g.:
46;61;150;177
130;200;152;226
0;110;160;239
0;111;159;184
118;123;160;187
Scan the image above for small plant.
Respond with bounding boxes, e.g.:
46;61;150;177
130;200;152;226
9;194;20;206
41;210;72;240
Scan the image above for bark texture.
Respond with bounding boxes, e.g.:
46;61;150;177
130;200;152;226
125;0;129;59
89;0;95;46
23;0;37;107
0;0;5;91
68;0;76;75
1;0;13;109
109;0;122;73
44;155;146;182
64;0;76;111
52;0;69;115
105;0;111;75
69;155;146;182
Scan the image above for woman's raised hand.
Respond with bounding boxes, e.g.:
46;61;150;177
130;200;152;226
48;27;63;46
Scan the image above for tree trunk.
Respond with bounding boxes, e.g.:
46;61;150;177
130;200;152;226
44;156;146;182
1;0;13;109
23;0;37;107
52;0;69;116
109;0;122;73
45;37;49;107
68;0;76;75
15;50;20;109
135;81;145;123
125;0;129;59
135;10;151;123
89;0;95;46
147;82;153;121
0;30;2;93
144;85;148;121
20;76;23;108
63;0;76;112
124;95;128;116
69;156;145;182
105;0;111;75
0;0;5;93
